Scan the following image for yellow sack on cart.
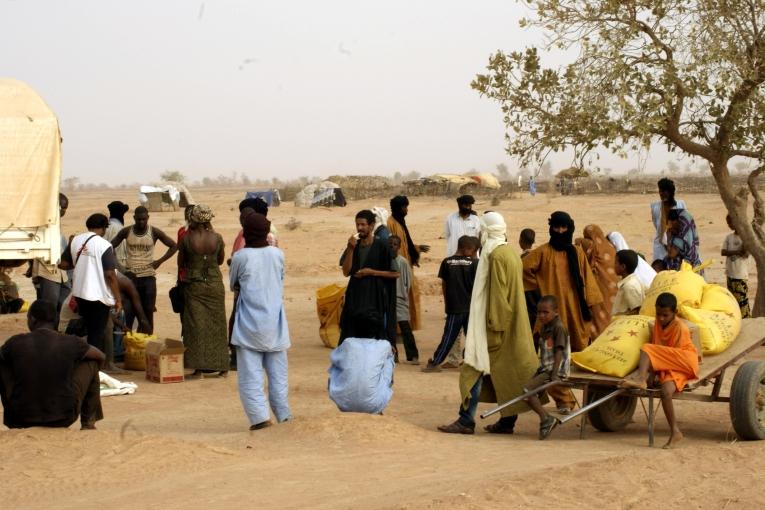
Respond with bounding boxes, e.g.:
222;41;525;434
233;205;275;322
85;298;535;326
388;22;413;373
124;332;156;370
680;304;741;355
571;315;653;377
639;262;705;317
316;283;346;348
700;284;741;316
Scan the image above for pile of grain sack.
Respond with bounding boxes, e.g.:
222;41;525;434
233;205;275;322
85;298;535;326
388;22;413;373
572;262;743;377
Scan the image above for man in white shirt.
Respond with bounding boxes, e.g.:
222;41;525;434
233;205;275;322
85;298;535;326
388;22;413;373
442;195;481;367
612;250;646;316
722;214;751;318
104;201;130;272
61;214;122;352
444;195;481;257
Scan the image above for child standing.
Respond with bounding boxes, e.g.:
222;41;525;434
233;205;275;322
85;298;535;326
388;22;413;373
722;215;751;318
519;228;542;346
612;249;646;316
620;292;700;449
522;295;570;439
390;235;419;364
422;235;479;372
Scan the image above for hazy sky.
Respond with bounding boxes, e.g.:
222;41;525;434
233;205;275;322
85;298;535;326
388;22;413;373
2;0;682;183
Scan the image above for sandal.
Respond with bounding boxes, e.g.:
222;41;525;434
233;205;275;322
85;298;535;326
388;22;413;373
539;415;558;440
484;422;514;434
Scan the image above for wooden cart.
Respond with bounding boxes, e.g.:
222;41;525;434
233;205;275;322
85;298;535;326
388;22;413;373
482;318;765;446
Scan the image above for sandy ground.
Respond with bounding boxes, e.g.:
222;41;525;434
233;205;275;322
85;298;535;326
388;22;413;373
0;189;763;509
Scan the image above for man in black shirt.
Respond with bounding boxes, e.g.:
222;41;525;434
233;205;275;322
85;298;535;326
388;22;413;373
339;210;400;349
0;300;105;429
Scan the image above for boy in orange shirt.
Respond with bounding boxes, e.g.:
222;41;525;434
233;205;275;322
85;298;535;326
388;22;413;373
620;292;700;449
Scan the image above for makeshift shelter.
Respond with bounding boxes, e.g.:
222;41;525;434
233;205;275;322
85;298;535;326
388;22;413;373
0;79;62;263
245;189;281;206
406;172;501;196
556;167;590;179
138;182;195;212
294;181;347;208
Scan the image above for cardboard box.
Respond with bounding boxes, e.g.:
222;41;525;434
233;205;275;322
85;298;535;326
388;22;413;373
145;339;186;383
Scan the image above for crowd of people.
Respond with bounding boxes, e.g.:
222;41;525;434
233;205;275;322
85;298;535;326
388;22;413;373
0;178;753;446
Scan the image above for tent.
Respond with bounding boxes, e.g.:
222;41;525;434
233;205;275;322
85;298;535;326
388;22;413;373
245;189;281;206
0;79;62;263
295;181;347;208
138;183;195;212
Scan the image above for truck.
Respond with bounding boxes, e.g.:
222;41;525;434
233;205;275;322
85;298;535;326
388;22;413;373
0;79;62;265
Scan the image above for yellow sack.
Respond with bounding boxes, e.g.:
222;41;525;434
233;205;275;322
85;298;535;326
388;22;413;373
316;284;346;348
124;332;156;370
571;315;653;377
639;261;705;317
680;305;741;356
19;300;30;313
700;284;741;317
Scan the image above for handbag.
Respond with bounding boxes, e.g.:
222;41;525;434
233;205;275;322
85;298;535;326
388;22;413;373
169;283;184;314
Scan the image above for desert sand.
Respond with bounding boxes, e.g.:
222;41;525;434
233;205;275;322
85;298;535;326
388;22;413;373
1;189;762;510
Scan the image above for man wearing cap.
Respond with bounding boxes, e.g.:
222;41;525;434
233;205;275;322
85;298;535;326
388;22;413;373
104;201;130;273
110;206;178;332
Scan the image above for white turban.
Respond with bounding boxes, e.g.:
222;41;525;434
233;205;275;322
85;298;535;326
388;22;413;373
464;212;508;375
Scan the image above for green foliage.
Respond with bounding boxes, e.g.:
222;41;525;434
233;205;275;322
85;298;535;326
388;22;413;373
472;0;765;168
160;170;186;183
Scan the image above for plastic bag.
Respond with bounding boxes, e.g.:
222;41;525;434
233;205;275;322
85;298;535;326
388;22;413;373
328;337;394;414
316;284;345;348
123;332;156;370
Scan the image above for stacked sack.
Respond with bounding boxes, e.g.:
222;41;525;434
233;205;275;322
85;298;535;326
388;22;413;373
639;262;741;355
572;263;743;377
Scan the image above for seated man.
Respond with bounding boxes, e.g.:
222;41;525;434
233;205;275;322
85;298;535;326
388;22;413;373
0;300;105;429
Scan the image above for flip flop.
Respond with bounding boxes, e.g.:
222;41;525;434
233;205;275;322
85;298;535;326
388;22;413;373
484;422;514;434
539;415;558;440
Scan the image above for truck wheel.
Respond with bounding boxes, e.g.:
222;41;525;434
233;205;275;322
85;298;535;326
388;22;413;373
586;388;637;432
729;361;765;440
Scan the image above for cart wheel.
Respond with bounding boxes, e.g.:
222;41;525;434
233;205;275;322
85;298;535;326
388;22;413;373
729;361;765;440
586;388;637;432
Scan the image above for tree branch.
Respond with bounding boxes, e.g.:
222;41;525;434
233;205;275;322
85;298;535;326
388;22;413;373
749;164;765;242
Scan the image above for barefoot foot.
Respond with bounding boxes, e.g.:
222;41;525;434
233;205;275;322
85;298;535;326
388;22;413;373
619;374;647;390
662;431;684;449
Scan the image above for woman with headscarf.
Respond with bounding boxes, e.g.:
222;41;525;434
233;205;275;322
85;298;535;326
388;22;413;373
438;212;538;435
575;225;619;337
522;211;603;412
606;231;657;287
229;212;292;429
386;196;429;330
650;178;687;262
665;208;703;270
178;205;230;378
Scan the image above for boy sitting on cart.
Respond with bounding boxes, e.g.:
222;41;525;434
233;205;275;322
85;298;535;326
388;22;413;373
523;295;571;440
620;292;700;449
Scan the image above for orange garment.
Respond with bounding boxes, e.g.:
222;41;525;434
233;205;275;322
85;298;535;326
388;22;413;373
576;225;619;337
642;318;700;392
386;217;421;330
523;243;603;352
